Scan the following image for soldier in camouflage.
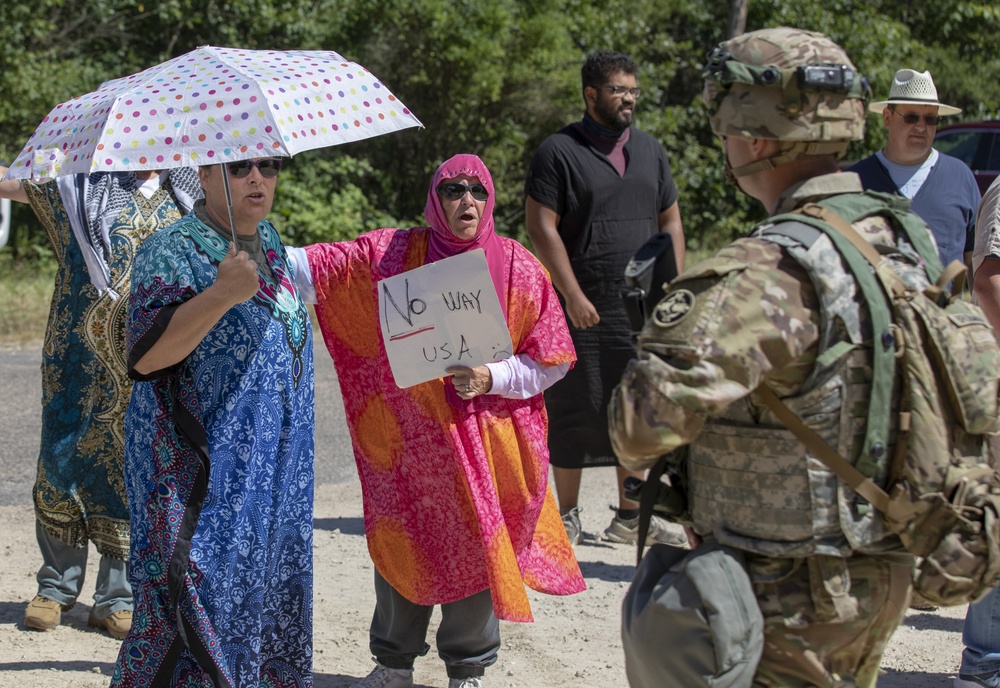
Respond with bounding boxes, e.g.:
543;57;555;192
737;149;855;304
610;27;916;687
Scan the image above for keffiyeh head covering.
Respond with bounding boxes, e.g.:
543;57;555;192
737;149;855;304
54;167;202;297
424;154;507;318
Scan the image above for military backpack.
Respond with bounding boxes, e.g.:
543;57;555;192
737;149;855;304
755;192;1000;606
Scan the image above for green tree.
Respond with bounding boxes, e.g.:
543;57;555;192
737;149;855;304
317;0;583;239
1;0;997;261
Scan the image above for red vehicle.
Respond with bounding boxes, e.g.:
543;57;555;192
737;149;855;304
934;120;1000;196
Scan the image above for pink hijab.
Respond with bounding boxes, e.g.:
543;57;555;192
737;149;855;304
424;154;508;319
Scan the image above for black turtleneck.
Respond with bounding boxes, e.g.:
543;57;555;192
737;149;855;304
581;111;627;139
573;112;632;177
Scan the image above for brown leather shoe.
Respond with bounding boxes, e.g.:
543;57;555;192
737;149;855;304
24;595;72;631
88;609;132;640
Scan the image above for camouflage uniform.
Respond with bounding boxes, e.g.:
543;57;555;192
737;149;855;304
611;170;914;687
611;27;921;686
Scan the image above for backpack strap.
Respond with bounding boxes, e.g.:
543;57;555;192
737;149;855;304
755;201;928;525
796;203;909;296
798;202;968;307
927;259;968;303
635;452;670;567
873;194;947;284
760;206;897;480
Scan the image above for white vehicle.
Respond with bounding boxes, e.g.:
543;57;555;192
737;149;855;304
0;197;9;250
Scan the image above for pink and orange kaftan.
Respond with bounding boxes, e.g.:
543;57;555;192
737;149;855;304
305;227;585;622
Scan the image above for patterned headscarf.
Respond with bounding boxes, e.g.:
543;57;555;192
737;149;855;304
424;154;507;319
55;168;202;297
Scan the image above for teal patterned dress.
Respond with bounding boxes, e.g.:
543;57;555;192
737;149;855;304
113;214;314;687
25;180;186;559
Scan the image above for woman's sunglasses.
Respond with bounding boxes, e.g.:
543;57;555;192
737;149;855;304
227;158;283;178
436;182;489;201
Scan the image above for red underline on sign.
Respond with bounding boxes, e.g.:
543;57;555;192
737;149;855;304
389;326;435;341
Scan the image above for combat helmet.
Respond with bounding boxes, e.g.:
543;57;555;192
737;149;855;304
702;26;869;178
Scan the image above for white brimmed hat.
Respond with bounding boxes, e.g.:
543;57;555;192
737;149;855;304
868;68;961;115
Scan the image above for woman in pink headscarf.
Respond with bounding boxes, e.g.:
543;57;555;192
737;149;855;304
287;154;585;688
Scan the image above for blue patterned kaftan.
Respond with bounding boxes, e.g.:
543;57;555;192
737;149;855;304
24;180;188;558
112;214;314;688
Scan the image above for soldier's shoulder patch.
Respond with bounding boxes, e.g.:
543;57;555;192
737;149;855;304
652;289;695;328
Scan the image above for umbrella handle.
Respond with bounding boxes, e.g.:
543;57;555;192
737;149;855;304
220;163;237;244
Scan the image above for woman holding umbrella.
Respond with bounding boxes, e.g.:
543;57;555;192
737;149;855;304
1;44;422;686
288;154;585;688
113;157;314;687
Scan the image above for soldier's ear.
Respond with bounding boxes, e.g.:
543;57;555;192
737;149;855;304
749;138;780;161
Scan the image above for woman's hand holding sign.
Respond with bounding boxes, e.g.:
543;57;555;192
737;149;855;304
448;365;492;399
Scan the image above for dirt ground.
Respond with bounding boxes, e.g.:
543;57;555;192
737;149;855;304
0;465;971;687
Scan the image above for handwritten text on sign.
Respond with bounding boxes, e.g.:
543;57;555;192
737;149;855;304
378;249;513;388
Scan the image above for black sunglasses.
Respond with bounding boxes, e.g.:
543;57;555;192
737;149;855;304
227;158;283;178
893;111;941;127
436;182;489;201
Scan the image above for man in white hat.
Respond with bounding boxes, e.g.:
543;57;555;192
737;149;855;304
849;68;980;270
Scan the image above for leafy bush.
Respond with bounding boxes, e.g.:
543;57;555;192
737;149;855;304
1;0;998;264
270;153;413;245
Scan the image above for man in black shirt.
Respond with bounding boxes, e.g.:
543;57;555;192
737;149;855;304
524;50;686;548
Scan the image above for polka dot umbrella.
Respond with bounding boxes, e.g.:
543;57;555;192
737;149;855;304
2;46;423;181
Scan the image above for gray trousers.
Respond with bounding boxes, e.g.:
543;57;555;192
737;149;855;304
370;570;500;680
35;521;132;619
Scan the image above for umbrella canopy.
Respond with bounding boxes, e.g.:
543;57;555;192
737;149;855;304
3;46;422;181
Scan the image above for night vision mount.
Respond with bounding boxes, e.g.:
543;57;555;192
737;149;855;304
703;46;870;100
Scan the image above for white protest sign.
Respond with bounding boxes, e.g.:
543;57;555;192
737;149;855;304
378;249;513;388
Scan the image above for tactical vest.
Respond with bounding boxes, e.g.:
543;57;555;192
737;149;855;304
687;196;908;558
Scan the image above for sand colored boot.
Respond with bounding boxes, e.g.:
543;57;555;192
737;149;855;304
24;595;73;631
88;608;133;640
